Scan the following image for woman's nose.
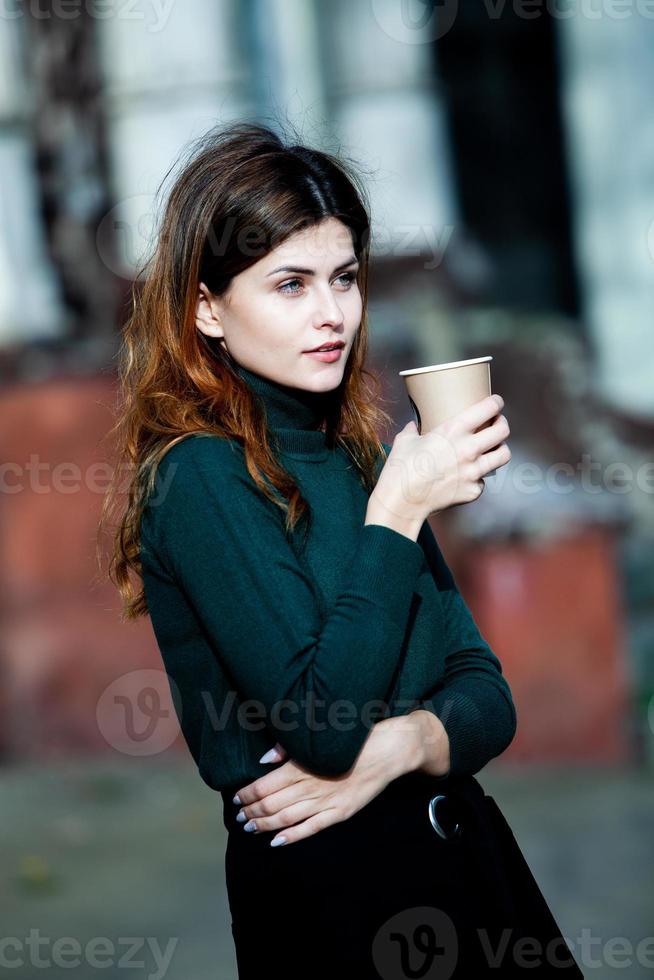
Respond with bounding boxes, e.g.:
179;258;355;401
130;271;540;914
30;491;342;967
312;285;344;326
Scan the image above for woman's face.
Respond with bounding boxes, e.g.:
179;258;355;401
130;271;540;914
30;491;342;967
195;216;363;393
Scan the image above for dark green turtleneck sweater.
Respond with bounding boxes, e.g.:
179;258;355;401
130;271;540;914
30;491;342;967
139;363;516;796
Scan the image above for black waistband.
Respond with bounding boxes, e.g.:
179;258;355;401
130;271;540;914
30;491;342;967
219;769;483;834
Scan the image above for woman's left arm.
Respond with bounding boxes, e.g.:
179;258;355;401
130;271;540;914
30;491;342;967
414;519;517;778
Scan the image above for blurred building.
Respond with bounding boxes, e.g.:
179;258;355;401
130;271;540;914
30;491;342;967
0;2;652;770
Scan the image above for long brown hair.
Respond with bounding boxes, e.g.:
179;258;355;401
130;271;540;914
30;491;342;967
97;120;393;621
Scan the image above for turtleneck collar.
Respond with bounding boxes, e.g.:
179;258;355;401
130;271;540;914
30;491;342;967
233;362;341;459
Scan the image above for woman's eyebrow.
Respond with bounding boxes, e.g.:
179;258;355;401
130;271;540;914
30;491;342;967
266;256;359;277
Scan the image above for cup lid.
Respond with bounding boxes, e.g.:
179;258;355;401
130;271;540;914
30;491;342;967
398;355;492;377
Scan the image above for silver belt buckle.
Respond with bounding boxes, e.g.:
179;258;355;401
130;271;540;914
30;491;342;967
428;793;462;840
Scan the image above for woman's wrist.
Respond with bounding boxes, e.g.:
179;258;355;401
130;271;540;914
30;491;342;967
408;709;451;778
364;491;425;542
372;711;440;779
367;709;451;787
367;715;422;782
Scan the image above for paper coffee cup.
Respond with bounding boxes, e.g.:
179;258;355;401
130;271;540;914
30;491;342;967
398;355;501;477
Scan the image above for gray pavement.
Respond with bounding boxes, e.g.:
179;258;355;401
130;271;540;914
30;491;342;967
1;757;652;978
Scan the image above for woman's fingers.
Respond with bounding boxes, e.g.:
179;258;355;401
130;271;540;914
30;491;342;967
235;770;314;826
238;797;317;836
268;808;337;848
472;413;510;455
233;757;302;806
258;741;288;764
446;394;503;438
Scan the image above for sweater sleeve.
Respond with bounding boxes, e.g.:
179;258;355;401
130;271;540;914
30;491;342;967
143;434;426;778
415;519;518;777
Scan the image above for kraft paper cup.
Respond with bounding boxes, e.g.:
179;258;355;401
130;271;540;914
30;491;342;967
398;355;501;477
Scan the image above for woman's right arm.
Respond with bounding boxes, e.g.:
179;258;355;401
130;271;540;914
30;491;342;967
143;435;426;780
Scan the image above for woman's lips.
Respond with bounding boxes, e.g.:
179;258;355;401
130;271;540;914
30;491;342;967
303;348;343;363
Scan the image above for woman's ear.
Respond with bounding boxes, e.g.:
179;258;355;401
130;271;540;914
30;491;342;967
195;281;224;342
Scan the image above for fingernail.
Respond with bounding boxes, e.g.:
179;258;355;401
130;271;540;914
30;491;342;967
236;810;247;823
232;794;241;805
243;820;257;832
270;836;287;847
259;748;279;763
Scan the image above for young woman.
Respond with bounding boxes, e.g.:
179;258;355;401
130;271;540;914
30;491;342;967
100;121;583;978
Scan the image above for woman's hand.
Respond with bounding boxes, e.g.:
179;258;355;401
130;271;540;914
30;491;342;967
232;718;420;846
372;394;510;523
231;711;449;847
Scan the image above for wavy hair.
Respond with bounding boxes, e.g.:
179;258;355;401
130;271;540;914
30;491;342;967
97;120;393;620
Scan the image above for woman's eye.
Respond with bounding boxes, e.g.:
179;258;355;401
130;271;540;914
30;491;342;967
278;279;303;294
277;272;356;295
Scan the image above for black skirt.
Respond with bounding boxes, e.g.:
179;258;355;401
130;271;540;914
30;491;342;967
220;769;583;979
